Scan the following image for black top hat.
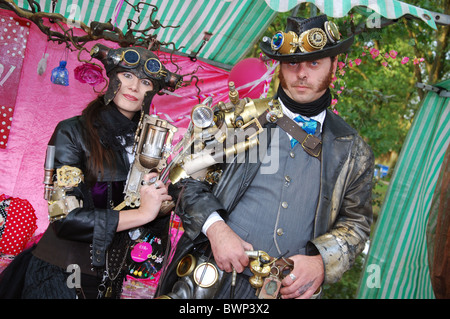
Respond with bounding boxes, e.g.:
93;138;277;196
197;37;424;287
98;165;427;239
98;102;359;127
260;15;354;62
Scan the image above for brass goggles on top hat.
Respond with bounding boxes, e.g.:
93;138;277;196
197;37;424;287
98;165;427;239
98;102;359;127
121;49;167;78
271;21;341;55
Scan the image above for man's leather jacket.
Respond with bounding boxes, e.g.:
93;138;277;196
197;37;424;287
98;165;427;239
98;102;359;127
159;108;374;293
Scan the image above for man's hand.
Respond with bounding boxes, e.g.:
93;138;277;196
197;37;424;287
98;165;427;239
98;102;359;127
280;254;324;299
206;221;253;273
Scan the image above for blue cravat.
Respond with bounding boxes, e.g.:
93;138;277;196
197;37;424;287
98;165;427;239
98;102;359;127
290;115;317;148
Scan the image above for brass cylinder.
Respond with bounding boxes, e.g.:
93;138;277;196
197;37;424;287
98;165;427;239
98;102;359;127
299;28;327;52
220;138;259;160
43;168;54;200
228;81;239;105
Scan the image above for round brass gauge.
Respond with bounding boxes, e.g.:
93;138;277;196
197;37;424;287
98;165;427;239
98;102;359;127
324;21;340;43
176;254;196;277
300;28;327;52
193;262;219;288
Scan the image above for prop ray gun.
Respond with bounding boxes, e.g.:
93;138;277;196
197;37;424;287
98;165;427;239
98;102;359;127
115;113;178;214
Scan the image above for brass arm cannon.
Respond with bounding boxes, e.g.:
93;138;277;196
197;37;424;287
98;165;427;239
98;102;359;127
167;81;282;185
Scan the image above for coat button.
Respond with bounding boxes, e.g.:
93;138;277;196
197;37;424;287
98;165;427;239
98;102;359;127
276;228;284;236
281;201;288;208
289;151;295;158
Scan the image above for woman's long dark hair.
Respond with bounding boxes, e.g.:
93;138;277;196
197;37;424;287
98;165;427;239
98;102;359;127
81;96;115;185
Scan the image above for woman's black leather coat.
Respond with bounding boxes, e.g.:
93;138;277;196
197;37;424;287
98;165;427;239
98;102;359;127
33;111;129;274
34;106;212;275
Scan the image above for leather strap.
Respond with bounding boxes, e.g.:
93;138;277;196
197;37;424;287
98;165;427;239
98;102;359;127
246;103;322;160
276;115;322;159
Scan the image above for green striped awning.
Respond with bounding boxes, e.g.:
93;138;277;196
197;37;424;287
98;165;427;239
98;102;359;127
265;0;437;29
13;0;277;67
11;0;437;67
357;80;450;299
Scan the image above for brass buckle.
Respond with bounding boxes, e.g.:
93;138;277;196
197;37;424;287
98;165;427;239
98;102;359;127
301;134;322;158
241;117;264;140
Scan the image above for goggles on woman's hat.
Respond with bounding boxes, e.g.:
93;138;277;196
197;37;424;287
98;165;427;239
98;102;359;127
120;49;166;77
90;44;183;113
260;15;354;62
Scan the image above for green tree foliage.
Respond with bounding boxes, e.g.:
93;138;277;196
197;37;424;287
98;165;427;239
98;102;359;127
334;0;449;158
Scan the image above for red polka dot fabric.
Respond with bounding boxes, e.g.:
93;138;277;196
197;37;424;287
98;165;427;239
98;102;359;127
0;106;14;149
0;14;30;149
0;194;37;256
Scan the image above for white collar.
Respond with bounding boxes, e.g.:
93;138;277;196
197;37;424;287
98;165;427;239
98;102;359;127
278;97;326;133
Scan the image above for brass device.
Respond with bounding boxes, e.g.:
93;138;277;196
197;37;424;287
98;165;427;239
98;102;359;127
119;114;178;213
245;250;294;299
168;81;283;185
47;165;84;222
270;21;340;54
247;250;272;289
299;28;327;52
43;145;85;222
271;31;299;54
43;145;55;201
158;248;224;299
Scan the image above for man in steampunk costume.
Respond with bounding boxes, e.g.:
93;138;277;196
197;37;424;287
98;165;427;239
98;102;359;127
159;14;374;299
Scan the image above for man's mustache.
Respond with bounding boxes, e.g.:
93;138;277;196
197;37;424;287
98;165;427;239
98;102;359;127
291;81;310;87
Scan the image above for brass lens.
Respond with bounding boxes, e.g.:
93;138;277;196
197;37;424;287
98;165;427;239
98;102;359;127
122;49;140;66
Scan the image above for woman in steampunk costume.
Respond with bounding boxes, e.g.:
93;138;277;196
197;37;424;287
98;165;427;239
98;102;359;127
0;44;205;299
159;15;374;299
